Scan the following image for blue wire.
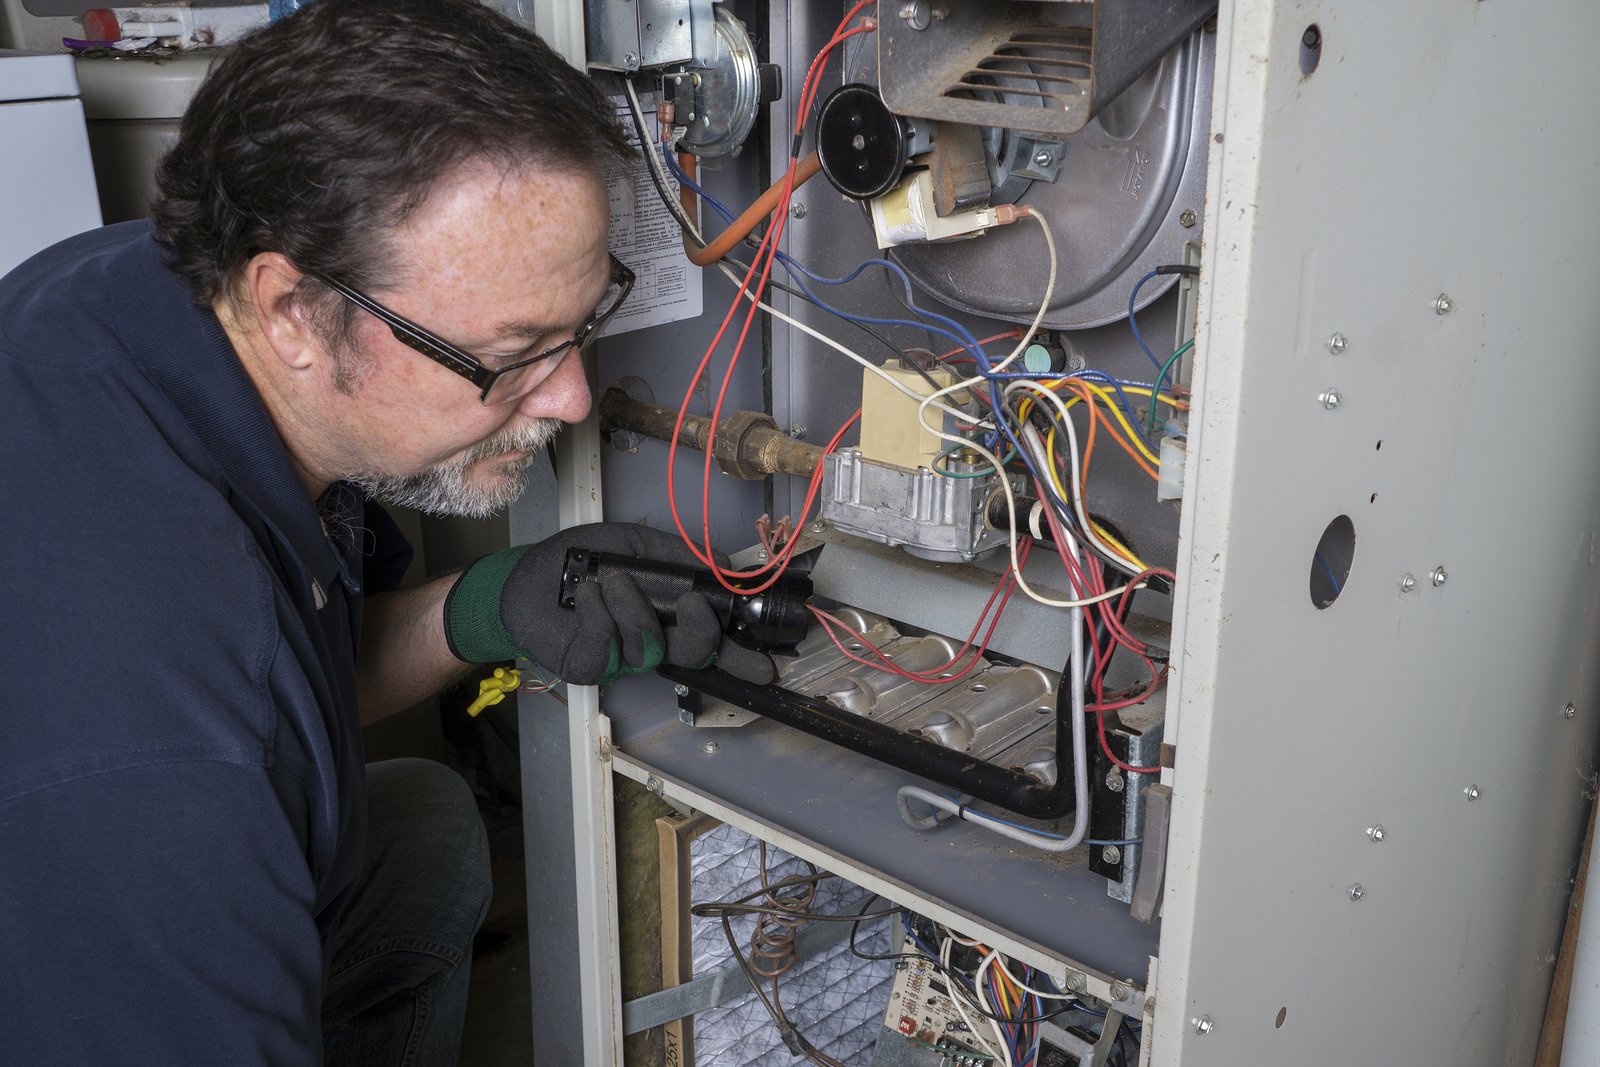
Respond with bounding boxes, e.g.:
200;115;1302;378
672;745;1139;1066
666;144;1077;502
665;149;1005;365
1127;270;1166;372
940;794;1141;846
1315;551;1343;594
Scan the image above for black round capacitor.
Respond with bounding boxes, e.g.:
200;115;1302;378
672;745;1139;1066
815;83;909;201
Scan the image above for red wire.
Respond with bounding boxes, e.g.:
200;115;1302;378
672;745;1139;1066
805;540;1031;684
936;329;1025;364
665;6;875;594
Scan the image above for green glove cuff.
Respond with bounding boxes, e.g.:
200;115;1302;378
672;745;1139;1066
444;545;534;663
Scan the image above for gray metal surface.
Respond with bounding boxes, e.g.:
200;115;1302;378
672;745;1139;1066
1155;2;1600;1063
888;29;1214;329
608;688;1161;984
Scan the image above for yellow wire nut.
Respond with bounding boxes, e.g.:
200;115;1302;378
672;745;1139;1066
465;667;521;718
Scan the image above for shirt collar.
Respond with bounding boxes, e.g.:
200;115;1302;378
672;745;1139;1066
116;223;347;590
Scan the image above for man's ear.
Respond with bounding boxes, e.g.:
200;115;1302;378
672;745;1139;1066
238;252;323;371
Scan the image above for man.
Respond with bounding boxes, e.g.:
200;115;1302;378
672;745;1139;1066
0;0;767;1061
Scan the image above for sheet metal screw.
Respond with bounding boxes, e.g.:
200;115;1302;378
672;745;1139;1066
789;202;807;219
1367;824;1385;842
1433;293;1454;315
809;520;826;533
1102;845;1123;865
1401;573;1417;593
1110;982;1130;1002
646;775;665;798
1032;149;1054;166
623;52;638;68
1567;703;1578;719
1326;332;1349;354
1430;566;1448;587
755;547;769;560
1464;784;1480;800
1105;769;1125;793
1064;972;1087;994
702;740;720;754
1179;208;1197;228
1192;1015;1214;1035
1319;389;1342;410
1348;883;1364;901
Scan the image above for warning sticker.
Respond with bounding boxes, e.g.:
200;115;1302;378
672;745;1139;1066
601;93;703;337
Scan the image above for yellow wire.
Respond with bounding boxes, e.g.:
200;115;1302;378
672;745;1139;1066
1044;424;1149;571
1073;380;1159;465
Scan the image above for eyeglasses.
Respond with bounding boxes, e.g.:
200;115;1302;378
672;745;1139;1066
315;254;635;404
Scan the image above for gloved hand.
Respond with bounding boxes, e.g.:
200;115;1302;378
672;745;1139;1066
443;522;776;686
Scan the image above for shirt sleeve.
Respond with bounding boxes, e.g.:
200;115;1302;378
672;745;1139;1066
0;761;326;1066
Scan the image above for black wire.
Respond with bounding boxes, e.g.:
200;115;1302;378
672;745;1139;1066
622;76;957;402
844;896;1084;1028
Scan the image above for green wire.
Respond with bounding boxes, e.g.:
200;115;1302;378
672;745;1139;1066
930;442;1016;479
1147;338;1195;438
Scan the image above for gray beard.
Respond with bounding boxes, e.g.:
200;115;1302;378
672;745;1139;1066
346;419;561;518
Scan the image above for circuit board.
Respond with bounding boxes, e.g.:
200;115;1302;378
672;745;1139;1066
882;938;995;1066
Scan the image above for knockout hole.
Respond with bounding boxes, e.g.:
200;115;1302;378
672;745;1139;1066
1310;514;1356;609
1276;1006;1288;1029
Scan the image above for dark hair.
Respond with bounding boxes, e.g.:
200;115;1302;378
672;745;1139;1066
152;0;631;318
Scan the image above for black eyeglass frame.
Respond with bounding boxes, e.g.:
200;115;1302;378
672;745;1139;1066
314;253;635;402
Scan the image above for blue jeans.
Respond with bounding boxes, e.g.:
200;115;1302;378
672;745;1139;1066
322;759;492;1066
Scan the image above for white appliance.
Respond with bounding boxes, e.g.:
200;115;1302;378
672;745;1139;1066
0;50;99;277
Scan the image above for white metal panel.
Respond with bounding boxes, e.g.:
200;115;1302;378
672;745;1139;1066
1158;2;1600;1063
0;95;99;276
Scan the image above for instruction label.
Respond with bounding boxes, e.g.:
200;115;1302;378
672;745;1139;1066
601;93;702;337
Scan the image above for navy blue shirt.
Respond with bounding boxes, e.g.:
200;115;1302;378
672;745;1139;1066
0;223;408;1063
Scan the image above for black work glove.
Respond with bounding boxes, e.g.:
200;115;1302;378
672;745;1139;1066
443;522;775;686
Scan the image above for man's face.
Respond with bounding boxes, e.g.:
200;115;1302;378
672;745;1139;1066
329;159;613;517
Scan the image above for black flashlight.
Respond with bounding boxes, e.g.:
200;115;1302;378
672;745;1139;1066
558;548;813;652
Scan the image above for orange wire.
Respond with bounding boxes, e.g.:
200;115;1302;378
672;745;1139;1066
667;3;874;595
1058;380;1157;480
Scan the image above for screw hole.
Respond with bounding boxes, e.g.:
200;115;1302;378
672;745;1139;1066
1036;706;1052;715
1276;1006;1288;1029
1299;24;1322;76
1310;514;1356;609
1370;492;1377;504
1375;439;1383;451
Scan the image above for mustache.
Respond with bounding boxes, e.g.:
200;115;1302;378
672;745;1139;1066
459;419;561;464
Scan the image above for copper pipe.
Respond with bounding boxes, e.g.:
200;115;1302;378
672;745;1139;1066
600;388;823;481
676;150;824;267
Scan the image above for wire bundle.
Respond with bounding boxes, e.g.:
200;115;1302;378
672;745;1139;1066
692;875;1137;1067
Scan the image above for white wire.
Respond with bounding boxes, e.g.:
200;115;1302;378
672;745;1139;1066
995;956;1079;1001
987;208;1058;373
717;263;976;423
974;951;1022;1066
631;77;980;430
906;207;1145;605
941;937;1008;1066
1008;402;1142;575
